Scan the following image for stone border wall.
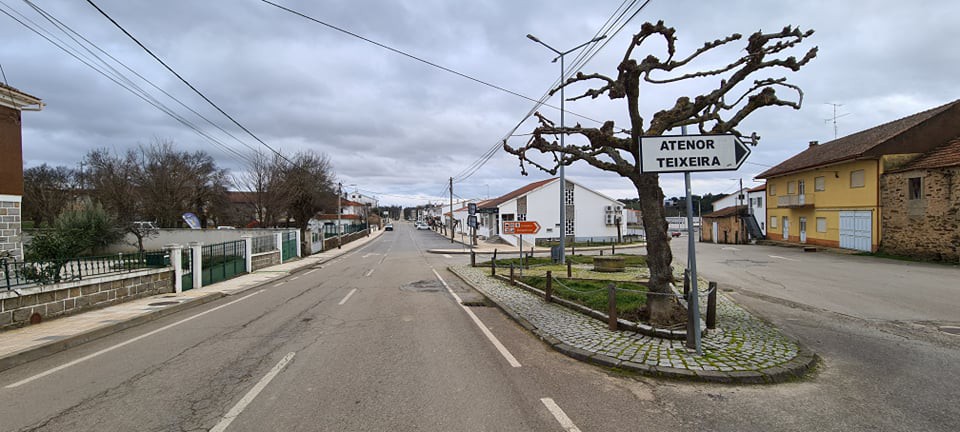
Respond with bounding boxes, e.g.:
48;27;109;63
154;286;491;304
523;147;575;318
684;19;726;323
0;199;22;260
251;250;281;271
0;268;173;330
322;229;370;251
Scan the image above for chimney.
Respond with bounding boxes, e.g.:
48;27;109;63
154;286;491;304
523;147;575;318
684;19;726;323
809;140;819;148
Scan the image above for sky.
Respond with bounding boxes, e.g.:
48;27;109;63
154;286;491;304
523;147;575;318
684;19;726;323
2;0;958;208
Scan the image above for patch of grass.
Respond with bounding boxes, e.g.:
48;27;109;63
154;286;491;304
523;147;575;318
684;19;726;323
519;275;647;314
479;253;647;268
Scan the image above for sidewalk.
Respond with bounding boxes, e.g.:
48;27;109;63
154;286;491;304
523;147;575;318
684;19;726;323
0;230;384;372
450;263;817;383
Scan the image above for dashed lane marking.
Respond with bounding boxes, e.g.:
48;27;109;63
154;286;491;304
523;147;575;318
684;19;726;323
209;352;296;432
338;288;358;305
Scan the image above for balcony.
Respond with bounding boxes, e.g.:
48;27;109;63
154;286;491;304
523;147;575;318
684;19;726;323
777;194;814;208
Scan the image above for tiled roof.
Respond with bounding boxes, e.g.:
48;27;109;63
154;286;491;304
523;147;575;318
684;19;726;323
893;138;960;171
748;184;766;192
339;198;365;207
758;100;960;178
702;205;747;218
478;178;556;208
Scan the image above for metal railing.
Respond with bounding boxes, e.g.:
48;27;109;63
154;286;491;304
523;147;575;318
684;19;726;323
201;240;246;285
777;194;814;207
323;223;368;239
252;235;276;254
2;250;168;291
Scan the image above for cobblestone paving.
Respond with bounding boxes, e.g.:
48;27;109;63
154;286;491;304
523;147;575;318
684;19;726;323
452;264;804;376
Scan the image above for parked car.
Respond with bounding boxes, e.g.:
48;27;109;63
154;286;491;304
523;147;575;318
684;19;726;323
416;222;430;230
385;224;394;231
670;230;682;237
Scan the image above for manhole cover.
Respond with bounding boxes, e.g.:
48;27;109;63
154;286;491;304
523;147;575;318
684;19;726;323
400;280;444;292
939;326;960;335
148;301;181;306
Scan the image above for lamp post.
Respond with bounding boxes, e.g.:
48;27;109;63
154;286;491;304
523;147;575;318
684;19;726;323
527;33;606;264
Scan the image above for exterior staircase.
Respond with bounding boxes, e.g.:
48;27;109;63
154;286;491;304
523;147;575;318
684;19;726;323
741;214;765;240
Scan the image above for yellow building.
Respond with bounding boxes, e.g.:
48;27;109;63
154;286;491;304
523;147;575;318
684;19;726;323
757;100;960;252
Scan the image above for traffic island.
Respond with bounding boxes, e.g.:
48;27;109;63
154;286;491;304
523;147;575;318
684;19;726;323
449;264;817;384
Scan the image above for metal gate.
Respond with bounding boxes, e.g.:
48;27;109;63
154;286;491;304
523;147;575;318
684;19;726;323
281;231;297;261
839;211;872;252
181;248;193;291
202;240;246;285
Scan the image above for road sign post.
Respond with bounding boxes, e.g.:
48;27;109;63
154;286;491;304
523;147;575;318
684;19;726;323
503;221;541;277
639;132;752;356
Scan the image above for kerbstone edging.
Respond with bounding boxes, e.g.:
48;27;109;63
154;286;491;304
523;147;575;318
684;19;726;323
449;265;818;384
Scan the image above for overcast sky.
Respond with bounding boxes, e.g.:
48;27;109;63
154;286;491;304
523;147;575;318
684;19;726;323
3;0;958;207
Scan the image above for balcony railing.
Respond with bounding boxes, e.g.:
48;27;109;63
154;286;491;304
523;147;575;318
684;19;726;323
777;194;814;207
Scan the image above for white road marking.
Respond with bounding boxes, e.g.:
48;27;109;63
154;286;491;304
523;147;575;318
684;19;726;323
5;290;265;389
209;352;296;432
304;269;317;275
364;268;375;277
443;254;453;258
721;247;740;251
289;276;299;281
362;253;380;258
432;269;521;368
338;288;358;305
272;282;284;287
769;255;799;261
540;398;582;432
378;254;388;265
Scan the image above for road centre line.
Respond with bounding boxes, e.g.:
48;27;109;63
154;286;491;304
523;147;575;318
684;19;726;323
364;268;375;277
540;398;582;432
289;276;299;281
769;255;799;261
304;269;317;275
338;289;358;305
4;290;265;389
272;282;284;287
209;352;296;432
431;269;521;368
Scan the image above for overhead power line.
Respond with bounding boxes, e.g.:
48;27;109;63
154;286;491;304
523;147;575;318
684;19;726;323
84;0;291;164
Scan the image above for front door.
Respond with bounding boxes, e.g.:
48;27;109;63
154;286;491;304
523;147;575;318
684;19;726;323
712;222;718;244
799;217;807;243
782;216;789;240
798;180;806;205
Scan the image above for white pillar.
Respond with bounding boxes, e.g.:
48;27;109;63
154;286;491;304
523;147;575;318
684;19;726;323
190;242;203;290
167;244;183;294
274;232;283;260
294;230;302;257
242;235;253;273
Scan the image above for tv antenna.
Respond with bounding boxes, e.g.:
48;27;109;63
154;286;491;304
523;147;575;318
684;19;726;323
824;103;850;139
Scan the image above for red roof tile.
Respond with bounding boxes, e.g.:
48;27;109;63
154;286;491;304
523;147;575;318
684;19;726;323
479;178;556;209
893;137;960;171
702;206;747;218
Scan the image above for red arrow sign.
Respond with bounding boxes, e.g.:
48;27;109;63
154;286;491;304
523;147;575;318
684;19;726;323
503;221;541;235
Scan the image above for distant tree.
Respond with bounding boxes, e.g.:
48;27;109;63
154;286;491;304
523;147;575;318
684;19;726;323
133;140;229;228
505;22;816;324
83;149;157;251
281;151;337;255
22;164;77;227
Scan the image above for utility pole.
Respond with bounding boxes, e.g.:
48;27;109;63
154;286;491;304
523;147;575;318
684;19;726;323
449;177;454;243
337;181;342;249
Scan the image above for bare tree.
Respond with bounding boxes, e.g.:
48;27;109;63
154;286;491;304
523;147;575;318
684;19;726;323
281;151;336;255
133;140;229;228
232;150;291;227
22;164;77;227
505;22;816;324
83;148;156;250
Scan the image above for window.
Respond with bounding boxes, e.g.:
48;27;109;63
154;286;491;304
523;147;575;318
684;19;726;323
850;169;865;188
816;217;827;233
787;181;796;194
815;176;825;191
756;196;763;208
769;184;776;196
770;216;778;229
908;177;923;200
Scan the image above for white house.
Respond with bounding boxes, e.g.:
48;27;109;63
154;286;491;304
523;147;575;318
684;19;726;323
347;191;378;208
465;178;626;247
708;184;767;238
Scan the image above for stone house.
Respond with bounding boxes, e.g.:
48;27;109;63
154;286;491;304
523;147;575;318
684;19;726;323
880;138;960;261
701;206;748;244
0;83;43;260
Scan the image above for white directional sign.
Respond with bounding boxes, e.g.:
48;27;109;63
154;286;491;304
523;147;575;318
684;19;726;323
640;134;751;173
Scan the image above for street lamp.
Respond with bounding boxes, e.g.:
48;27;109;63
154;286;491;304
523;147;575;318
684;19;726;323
527;33;606;264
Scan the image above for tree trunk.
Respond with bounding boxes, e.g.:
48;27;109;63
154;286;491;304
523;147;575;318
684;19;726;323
634;173;684;325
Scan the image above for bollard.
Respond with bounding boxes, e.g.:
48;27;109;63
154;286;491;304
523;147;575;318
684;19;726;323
572;245;575;255
509;263;516;286
545;271;553;303
566;260;572;278
612;244;616;255
600;249;604;256
683;269;690;298
492;249;498;276
707;281;718;330
607;283;618;331
470;250;476;267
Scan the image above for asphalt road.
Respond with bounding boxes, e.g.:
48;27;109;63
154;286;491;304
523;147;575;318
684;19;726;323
2;227;958;431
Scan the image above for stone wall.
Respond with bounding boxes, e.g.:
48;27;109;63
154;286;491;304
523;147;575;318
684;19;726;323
881;167;960;261
322;229;370;251
0;269;173;330
0;199;22;260
251;250;281;271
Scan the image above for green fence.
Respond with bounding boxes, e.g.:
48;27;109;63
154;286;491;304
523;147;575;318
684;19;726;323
201;240;246;286
281;231;297;261
323;223;368;239
2;250;168;290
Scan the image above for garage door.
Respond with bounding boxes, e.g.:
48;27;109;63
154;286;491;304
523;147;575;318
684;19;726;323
839;211;872;252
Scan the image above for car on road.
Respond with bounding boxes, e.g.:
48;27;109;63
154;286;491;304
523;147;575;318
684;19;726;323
384;224;393;231
670;230;682;237
416;222;430;230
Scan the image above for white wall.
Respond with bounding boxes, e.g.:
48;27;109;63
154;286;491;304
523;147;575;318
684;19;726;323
748;189;767;235
105;228;293;253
